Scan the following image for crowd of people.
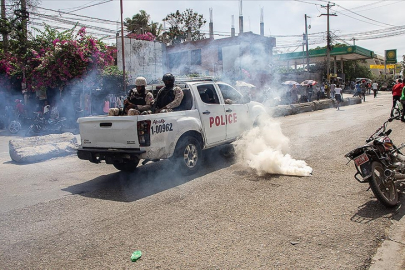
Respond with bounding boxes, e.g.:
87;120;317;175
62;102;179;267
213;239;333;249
282;78;384;111
352;79;379;101
284;80;344;109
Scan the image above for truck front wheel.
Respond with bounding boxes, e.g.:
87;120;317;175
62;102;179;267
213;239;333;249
113;159;139;172
173;136;202;175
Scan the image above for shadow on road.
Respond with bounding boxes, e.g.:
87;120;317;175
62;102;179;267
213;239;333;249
62;146;236;203
350;192;405;224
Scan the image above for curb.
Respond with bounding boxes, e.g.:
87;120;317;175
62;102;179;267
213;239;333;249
271;97;362;117
369;205;405;270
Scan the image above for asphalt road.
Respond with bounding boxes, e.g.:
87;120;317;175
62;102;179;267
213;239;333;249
0;91;404;269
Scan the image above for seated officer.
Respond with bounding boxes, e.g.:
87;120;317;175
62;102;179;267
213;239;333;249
151;73;184;113
109;76;154;116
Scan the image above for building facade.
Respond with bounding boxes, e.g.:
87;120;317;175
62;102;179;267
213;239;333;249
116;32;276;86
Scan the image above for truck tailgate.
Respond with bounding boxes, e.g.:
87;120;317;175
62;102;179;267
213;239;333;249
78;116;140;148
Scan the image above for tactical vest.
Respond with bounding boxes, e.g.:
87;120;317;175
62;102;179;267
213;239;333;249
156;87;175;109
129;92;147;106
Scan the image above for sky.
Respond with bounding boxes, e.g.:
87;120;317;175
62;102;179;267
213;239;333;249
33;0;405;62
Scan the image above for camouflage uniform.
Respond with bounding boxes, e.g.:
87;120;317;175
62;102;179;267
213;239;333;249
157;86;184;113
144;86;184;114
108;89;154;116
127;91;154;115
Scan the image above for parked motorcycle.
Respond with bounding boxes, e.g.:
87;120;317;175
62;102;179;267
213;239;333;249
345;117;405;207
7;111;38;134
25;112;67;137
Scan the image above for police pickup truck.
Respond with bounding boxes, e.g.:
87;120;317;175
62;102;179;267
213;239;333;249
77;79;267;175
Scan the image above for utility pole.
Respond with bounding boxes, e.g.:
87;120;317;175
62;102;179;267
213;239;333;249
320;2;337;83
1;0;7;52
120;0;126;93
21;0;27;42
305;14;310;74
21;0;28;103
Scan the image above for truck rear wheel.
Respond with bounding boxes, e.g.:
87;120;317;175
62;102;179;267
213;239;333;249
173;136;202;175
113;159;139;172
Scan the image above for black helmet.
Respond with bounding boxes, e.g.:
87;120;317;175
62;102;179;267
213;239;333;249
162;73;175;83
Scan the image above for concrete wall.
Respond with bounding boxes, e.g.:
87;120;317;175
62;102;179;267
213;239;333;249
270;97;362;117
116;38;164;84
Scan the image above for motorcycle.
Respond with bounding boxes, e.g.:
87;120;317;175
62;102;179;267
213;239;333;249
25;112;67;137
345;117;405;208
7;111;38;134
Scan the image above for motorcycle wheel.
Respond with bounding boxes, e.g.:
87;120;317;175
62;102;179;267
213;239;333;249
8;120;21;134
368;161;399;208
25;124;42;137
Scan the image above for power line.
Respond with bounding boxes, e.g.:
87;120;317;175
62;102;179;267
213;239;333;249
30;5;120;24
69;0;113;13
333;3;396;28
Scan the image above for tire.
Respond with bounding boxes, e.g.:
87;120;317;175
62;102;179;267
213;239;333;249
391;104;401;119
113;159;139;172
25;124;42;137
8;120;21;134
173;136;202;175
368;161;399;208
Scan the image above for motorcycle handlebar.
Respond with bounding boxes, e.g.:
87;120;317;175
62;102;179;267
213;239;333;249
366;118;394;142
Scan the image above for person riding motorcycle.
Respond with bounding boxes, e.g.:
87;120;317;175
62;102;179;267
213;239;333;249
152;73;184;113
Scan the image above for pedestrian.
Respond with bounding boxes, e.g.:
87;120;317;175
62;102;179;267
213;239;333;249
353;82;361;98
334;84;343;110
360;80;367;102
306;84;313;102
290;84;299;104
108;76;154;116
330;81;336;99
318;84;325;100
372;81;378;98
367;82;372;95
151;73;184;113
391;79;403;117
324;83;330;99
400;83;405;122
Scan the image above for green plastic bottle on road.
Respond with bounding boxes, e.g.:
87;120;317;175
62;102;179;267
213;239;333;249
131;250;142;262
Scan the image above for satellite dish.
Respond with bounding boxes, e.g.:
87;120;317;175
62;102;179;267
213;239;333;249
309;25;311;29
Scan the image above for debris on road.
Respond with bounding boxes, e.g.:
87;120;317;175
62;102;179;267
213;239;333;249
9;132;78;163
131;250;142;262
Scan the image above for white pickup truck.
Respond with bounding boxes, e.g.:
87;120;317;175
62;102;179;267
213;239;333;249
77;79;267;174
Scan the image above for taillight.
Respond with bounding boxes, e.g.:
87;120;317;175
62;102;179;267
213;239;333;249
137;120;151;146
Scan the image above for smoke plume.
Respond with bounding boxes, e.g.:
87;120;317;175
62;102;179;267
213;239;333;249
234;116;312;177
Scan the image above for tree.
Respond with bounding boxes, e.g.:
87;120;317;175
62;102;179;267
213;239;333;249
124;10;150;34
0;24;115;94
163;9;206;44
149;20;163;39
124;10;164;41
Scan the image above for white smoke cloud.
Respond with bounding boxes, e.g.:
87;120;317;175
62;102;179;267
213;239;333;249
234;115;312;177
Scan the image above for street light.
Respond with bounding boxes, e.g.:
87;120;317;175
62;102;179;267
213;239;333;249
120;0;126;93
305;14;311;73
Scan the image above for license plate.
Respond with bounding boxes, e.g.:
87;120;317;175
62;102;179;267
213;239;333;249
354;153;369;167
